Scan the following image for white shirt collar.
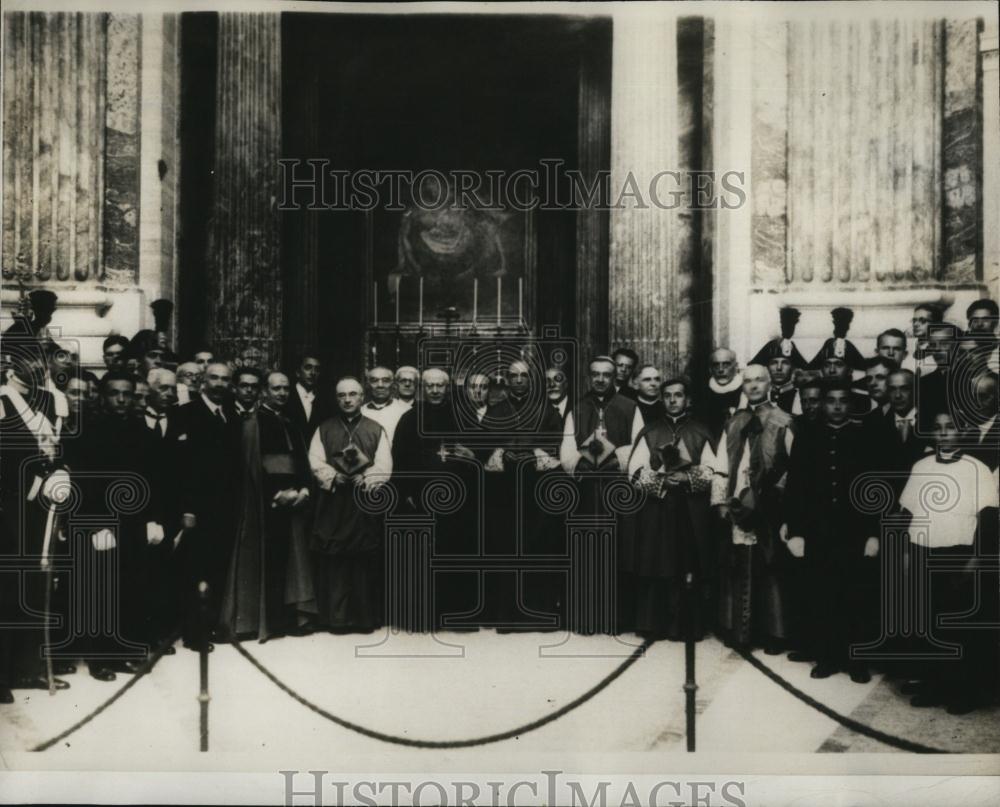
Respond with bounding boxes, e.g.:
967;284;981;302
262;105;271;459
296;383;314;400
709;373;743;395
894;408;916;423
201;393;222;416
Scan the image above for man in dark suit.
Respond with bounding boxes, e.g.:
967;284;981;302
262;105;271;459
612;348;639;400
967;372;999;471
176;361;239;649
286;354;329;445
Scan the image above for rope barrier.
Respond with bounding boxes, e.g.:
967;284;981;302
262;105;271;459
31;632;181;752
731;645;951;754
231;636;655;749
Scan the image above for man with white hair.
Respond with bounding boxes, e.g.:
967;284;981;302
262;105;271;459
699;347;744;442
361;366;409;445
711;363;796;655
394;365;419;407
175;361;201;405
309;377;391;633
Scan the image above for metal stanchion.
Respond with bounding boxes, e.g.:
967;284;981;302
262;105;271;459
197;581;210;752
683;571;697;752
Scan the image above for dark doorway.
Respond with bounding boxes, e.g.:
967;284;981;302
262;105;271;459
282;14;610;381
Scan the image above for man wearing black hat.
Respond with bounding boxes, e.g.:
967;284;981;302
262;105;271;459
785;378;879;682
752;307;808;415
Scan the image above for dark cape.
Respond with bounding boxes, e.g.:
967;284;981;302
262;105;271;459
219;406;316;641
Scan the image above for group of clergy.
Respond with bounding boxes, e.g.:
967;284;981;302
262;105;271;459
1;292;997;717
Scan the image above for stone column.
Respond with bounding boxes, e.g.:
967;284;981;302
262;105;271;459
207;12;283;366
608;14;688;377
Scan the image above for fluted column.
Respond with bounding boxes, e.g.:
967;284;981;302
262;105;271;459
608;15;687;377
207;13;282;366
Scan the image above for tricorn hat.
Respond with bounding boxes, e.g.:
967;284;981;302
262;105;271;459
808;307;866;371
750;307;808;369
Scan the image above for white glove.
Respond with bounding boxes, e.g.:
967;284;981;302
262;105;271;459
41;469;71;504
146;522;164;545
92;528;117;552
485;448;505;472
314;464;336;491
533;448;561;472
863;536;879;557
786;536;805;558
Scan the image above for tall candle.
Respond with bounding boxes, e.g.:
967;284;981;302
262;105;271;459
518;277;523;323
373;282;378;327
418;277;424;327
496;276;502;326
395;276;400;326
473;279;478;325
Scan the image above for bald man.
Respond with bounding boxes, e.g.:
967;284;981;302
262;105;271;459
392;368;480;630
699;348;744;442
309;377;391;633
710;364;796;654
362;366;409;445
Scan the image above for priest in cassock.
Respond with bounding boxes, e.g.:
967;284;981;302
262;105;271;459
392;368;480;630
699;348;744;442
633;365;666;425
624;378;716;640
560;355;642;634
219;371;315;641
309;377;391;633
785;378;880;682
710;364;796;653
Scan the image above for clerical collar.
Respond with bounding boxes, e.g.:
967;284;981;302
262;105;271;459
365;400;391;410
936;448;962;463
589;390;613;405
666;412;688;425
637;395;661;406
826;420;850;430
709;373;743;395
340;411;361;423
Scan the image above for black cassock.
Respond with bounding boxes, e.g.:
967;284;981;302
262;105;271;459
392;397;481;631
785;421;878;668
218;406;316;641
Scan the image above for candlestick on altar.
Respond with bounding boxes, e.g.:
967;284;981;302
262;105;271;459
418;277;424;328
395;276;400;326
496;276;502;326
473;278;478;326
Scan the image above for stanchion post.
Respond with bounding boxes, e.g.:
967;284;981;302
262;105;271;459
197;580;210;752
683;571;697;752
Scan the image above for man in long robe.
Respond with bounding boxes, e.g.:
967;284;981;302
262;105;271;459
220;372;315;641
625;378;716;640
711;364;795;653
633;365;666;425
785;379;880;682
309;377;391;633
560;356;643;634
391;368;480;631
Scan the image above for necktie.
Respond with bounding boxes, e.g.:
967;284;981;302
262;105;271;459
896;417;910;443
151;414;166;437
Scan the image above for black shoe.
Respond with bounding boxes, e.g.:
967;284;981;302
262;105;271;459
0;687;13;704
52;662;77;676
910;691;943;708
787;651;815;663
849;667;872;684
183;641;214;653
14;676;70;691
89;666;117;682
946;699;977;716
810;664;838;679
107;660;143;674
763;641;785;656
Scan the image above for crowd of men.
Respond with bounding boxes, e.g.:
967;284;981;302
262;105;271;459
1;291;998;717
